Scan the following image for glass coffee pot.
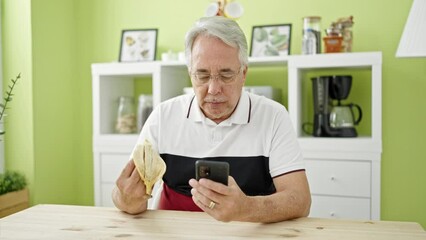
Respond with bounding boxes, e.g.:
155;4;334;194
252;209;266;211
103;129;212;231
329;103;362;128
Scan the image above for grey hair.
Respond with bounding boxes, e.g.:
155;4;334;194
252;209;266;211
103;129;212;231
184;16;248;71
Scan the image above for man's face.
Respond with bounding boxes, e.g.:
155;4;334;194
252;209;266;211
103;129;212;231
190;35;247;124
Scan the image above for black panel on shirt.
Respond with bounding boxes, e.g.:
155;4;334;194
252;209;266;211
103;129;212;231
160;154;276;197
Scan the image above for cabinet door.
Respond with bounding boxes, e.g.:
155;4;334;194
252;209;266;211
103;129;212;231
310;195;371;220
305;159;371;197
101;183;116;207
100;153;130;183
100;156;162;208
99;153;129;206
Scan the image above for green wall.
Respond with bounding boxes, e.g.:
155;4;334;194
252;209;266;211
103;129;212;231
31;0;78;204
1;0;35;200
2;0;425;227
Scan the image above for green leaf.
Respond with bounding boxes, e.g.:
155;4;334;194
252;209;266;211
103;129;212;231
0;171;27;195
0;73;20;122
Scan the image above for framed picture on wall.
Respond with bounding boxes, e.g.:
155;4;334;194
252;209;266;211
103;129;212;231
119;29;158;62
250;24;292;57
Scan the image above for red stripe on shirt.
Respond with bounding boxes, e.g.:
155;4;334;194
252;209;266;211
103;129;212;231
158;184;202;212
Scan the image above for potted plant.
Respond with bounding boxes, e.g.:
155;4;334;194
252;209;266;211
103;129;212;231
0;171;28;217
0;73;28;218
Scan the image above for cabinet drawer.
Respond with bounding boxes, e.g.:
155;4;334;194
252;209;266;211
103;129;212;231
100;153;130;183
305;159;371;197
309;195;371;220
101;183;115;207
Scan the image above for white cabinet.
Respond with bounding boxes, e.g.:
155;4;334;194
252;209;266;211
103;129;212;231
288;52;382;220
91;52;382;220
91;61;190;206
96;152;129;207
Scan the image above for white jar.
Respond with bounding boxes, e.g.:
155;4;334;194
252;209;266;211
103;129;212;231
137;95;153;132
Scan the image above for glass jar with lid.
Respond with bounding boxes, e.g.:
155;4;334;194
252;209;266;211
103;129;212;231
137;94;153;132
116;96;137;134
302;16;322;54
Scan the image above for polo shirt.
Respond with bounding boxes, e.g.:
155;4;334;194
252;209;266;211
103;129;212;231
134;90;304;211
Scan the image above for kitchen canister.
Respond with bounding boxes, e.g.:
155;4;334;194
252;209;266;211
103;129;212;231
116;96;137;134
137;94;153;132
302;16;322;54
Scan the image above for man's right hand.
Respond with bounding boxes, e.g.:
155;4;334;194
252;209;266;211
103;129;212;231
112;160;149;214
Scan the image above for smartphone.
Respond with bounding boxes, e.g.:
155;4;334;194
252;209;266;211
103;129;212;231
195;160;229;185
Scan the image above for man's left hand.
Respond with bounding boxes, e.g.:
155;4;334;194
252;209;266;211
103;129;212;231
189;176;248;222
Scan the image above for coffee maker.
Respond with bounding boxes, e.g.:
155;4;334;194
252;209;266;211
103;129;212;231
311;75;362;137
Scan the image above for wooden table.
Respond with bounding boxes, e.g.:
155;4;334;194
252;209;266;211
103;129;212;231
0;204;424;239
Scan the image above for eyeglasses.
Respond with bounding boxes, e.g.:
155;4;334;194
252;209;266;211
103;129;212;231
191;68;242;85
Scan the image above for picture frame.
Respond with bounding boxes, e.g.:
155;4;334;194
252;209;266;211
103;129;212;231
250;24;292;57
119;29;158;62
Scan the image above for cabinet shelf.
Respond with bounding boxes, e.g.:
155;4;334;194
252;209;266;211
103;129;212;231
298;136;381;159
95;133;139;141
92;62;190;138
93;134;138;151
288;52;382;143
248;56;289;66
288;52;381;69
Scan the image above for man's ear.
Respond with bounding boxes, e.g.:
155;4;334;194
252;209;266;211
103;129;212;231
242;66;248;83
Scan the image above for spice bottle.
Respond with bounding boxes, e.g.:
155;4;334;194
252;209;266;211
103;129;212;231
137;95;153;132
302;16;322;54
116;96;137;134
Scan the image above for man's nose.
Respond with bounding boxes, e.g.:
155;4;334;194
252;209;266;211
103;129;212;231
207;78;222;95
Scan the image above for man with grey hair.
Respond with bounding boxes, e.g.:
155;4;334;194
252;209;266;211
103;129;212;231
113;16;311;223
